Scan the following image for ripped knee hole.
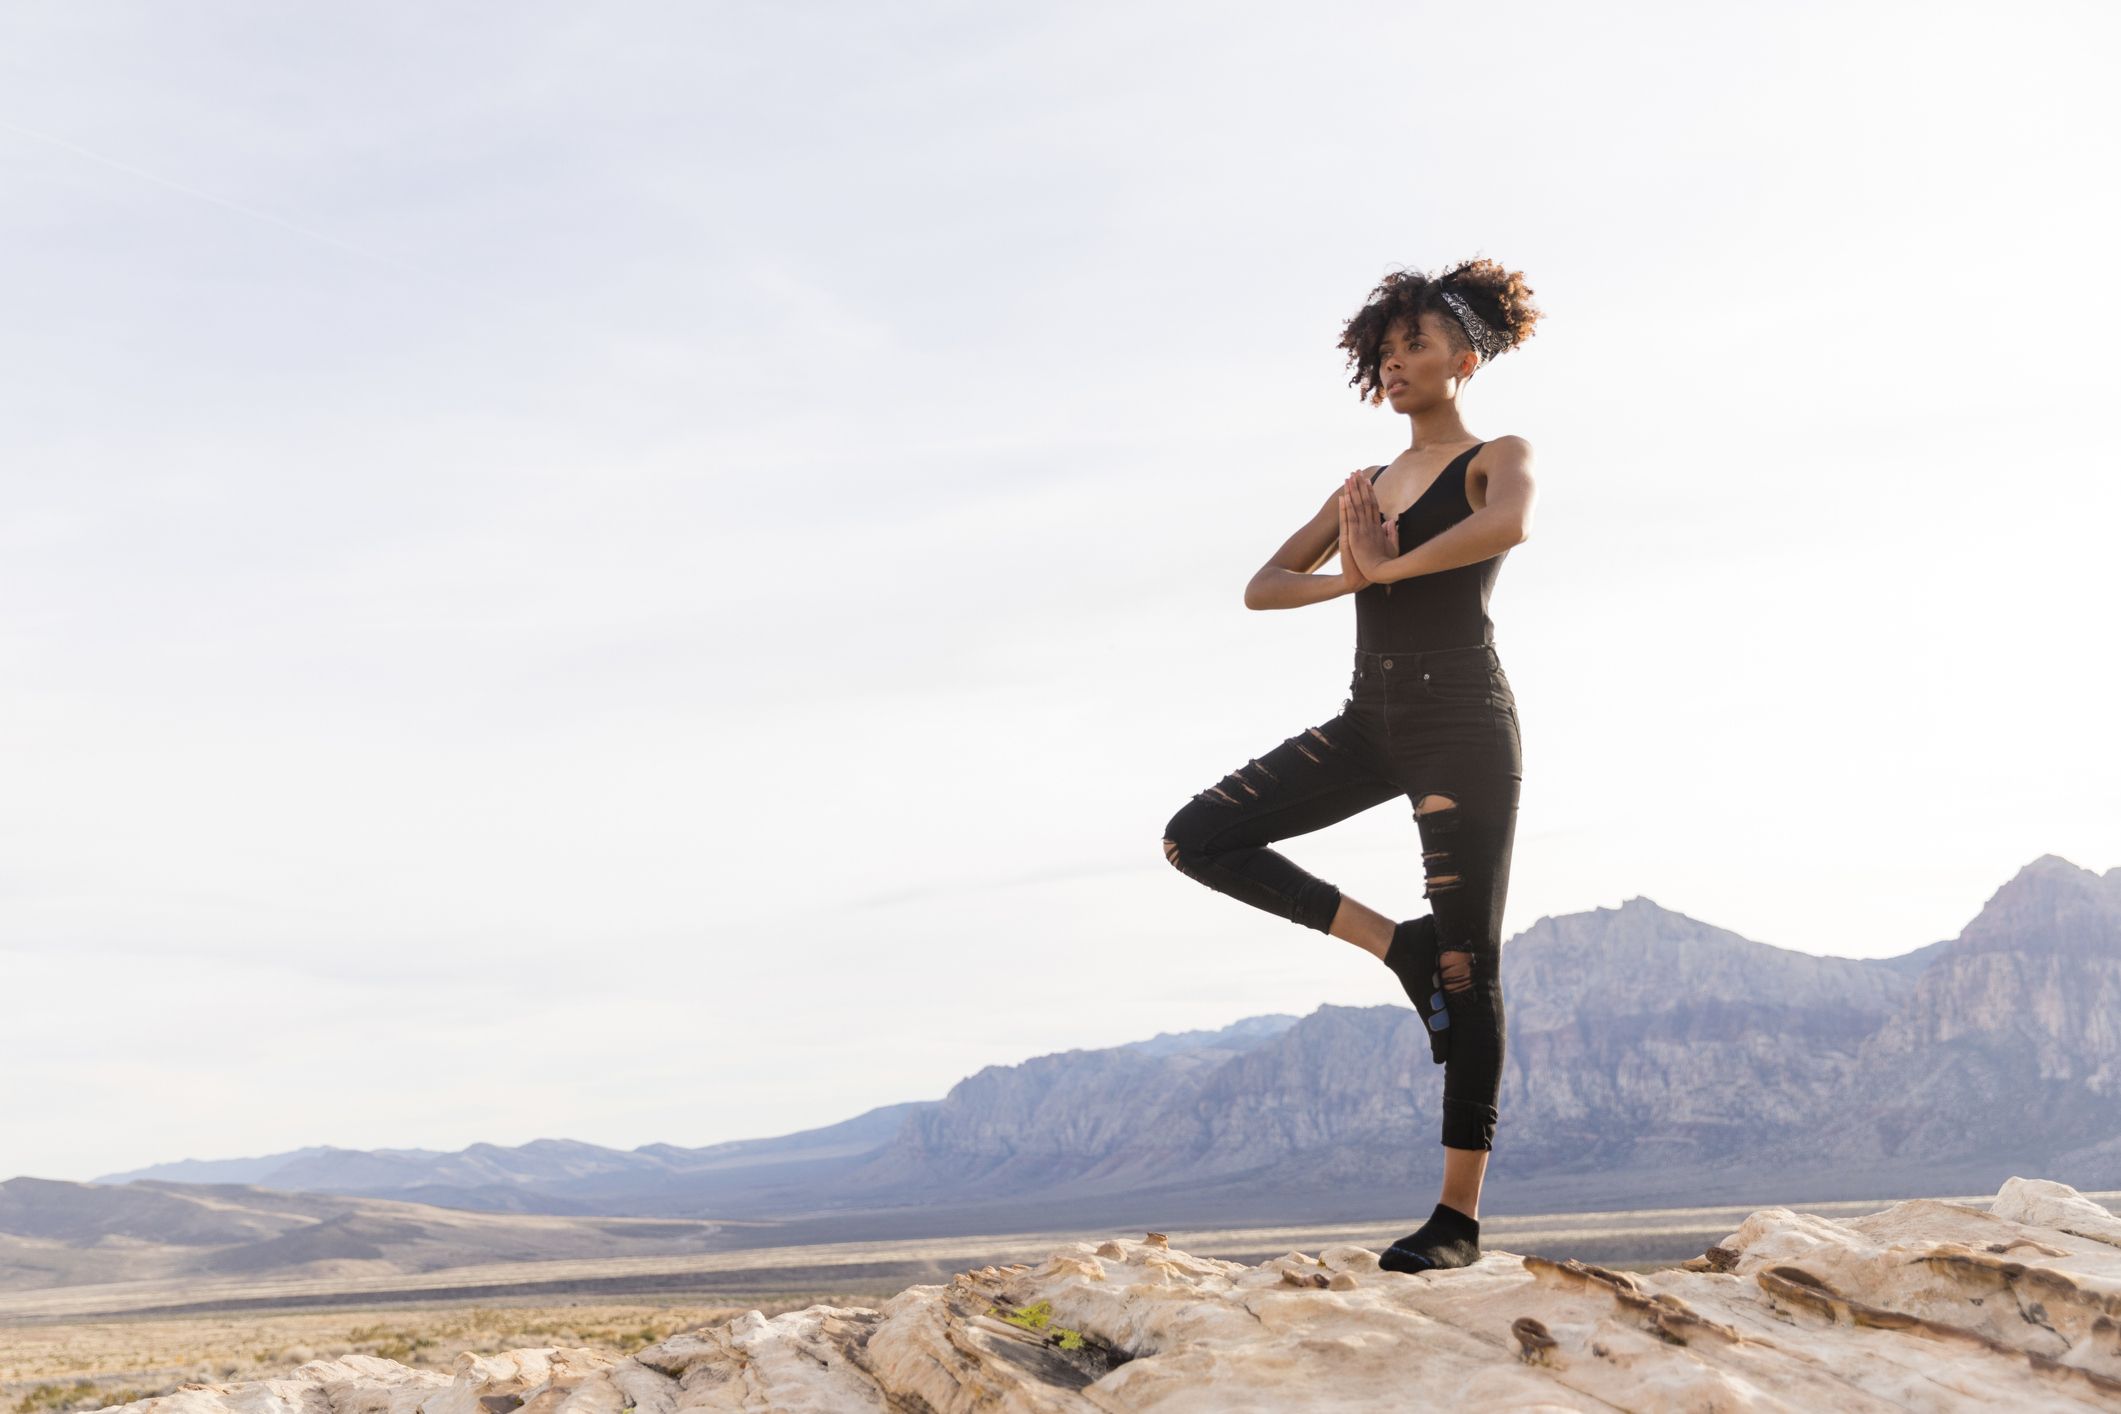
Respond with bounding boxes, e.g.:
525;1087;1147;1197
1439;949;1476;992
1414;793;1463;897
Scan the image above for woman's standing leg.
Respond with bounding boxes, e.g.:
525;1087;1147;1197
1411;770;1519;1156
1375;772;1519;1275
1162;704;1400;935
1370;645;1523;1273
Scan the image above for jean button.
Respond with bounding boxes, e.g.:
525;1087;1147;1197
1382;658;1394;669
1423;672;1431;679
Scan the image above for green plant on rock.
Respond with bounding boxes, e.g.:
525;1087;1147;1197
987;1299;1085;1351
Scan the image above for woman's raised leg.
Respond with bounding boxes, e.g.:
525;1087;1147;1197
1161;706;1399;935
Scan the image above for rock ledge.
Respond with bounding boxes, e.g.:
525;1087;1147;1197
93;1177;2121;1412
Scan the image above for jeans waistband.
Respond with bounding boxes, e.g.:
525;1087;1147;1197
1353;641;1499;668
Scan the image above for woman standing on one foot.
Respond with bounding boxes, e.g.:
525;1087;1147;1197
1161;258;1543;1274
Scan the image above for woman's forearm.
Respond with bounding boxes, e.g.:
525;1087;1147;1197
1245;567;1355;611
1371;507;1527;584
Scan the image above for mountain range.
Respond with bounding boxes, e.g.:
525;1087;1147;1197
22;854;2121;1248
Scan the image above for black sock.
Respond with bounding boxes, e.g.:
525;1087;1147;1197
1383;916;1451;1065
1378;1201;1481;1274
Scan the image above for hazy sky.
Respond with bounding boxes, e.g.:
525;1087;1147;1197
4;1;2116;1183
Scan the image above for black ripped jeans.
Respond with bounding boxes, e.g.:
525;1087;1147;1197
1162;642;1521;1152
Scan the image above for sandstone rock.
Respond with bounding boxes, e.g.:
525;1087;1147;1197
88;1177;2121;1412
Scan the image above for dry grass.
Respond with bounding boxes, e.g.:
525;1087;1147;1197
0;1292;893;1414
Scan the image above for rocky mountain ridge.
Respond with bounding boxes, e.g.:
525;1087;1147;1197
47;855;2121;1231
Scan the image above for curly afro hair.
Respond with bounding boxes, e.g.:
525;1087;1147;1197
1340;256;1544;406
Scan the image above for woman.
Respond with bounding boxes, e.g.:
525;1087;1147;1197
1161;258;1542;1273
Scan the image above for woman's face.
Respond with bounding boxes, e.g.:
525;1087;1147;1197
1379;310;1470;408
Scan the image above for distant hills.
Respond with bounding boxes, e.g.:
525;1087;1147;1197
6;854;2116;1294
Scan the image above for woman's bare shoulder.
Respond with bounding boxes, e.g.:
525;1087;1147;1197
1474;436;1534;476
1468;438;1534;516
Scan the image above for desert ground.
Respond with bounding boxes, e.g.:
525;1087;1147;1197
0;1297;850;1413
11;1190;2071;1412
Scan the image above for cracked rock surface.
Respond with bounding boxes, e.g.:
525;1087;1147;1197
90;1177;2121;1412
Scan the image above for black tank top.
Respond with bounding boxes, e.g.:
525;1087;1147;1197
1353;441;1507;653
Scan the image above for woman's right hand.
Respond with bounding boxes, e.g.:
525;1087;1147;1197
1244;469;1393;611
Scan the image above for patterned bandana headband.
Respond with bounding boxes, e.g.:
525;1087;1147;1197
1438;289;1507;364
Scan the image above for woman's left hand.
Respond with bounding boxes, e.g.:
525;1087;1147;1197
1341;471;1398;582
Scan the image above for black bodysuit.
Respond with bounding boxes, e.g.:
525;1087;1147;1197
1354;442;1505;653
